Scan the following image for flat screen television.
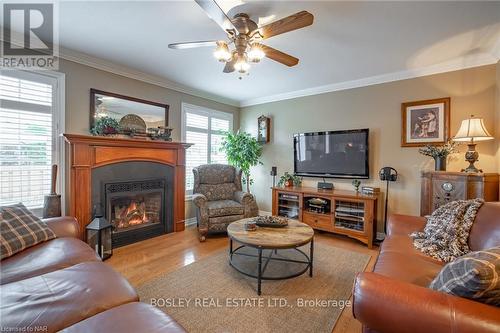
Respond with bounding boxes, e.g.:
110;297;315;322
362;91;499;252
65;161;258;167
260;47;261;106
293;129;369;179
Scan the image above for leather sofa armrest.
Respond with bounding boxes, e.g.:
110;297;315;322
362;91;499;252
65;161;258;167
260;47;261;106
192;193;208;208
233;191;254;205
353;272;500;333
43;216;80;238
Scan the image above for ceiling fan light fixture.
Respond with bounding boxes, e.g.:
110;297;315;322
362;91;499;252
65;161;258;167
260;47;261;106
247;43;265;63
213;41;232;62
234;54;250;73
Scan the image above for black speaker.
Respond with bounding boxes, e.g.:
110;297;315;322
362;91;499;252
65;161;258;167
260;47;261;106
270;166;277;187
379;167;398;235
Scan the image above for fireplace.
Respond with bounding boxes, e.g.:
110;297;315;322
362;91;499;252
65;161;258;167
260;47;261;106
92;161;174;247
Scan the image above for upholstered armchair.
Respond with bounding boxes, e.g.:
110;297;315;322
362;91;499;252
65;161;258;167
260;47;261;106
192;164;257;241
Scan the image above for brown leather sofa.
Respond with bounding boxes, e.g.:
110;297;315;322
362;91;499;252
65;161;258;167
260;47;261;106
353;202;500;333
0;217;185;333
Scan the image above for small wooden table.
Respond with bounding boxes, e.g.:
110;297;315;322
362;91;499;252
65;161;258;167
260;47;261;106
227;218;314;295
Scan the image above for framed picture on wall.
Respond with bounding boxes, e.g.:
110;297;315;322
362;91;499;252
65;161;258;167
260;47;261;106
401;97;450;147
257;115;270;143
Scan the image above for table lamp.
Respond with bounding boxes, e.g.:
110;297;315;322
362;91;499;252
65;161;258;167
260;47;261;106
452;115;493;173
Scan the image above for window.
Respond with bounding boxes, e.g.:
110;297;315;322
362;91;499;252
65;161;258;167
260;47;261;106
0;71;64;215
182;103;233;195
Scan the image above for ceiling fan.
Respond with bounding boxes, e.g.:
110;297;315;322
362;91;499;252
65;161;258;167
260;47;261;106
168;0;314;76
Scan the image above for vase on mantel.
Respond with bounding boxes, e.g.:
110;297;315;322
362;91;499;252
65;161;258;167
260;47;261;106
434;156;447;171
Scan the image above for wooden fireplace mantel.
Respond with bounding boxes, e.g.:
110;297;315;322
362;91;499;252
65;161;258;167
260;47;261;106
63;134;192;239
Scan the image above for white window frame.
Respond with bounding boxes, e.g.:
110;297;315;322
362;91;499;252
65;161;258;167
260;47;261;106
181;102;234;198
1;69;66;215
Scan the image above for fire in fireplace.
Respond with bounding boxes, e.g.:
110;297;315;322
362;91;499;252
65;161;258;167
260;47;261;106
104;178;167;247
110;192;162;231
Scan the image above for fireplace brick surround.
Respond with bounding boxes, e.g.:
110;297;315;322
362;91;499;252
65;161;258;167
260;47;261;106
64;134;191;241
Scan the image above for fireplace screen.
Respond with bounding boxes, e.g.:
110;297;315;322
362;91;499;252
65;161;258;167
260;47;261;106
105;179;165;234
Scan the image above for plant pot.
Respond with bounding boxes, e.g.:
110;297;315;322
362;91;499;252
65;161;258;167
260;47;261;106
285;179;293;187
434;156;447;171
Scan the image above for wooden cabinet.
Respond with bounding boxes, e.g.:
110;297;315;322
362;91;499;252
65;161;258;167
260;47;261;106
421;171;499;216
272;186;378;248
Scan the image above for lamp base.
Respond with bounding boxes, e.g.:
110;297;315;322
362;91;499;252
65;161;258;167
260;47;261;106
461;143;482;173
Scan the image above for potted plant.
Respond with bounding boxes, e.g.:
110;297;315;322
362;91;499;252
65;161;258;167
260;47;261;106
419;140;459;171
220;131;263;193
352;179;361;192
277;172;302;187
91;116;120;136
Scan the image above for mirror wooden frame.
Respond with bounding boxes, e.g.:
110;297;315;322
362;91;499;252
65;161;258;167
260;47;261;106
89;88;169;130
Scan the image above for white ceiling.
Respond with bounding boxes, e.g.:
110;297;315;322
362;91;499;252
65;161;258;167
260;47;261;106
54;1;500;106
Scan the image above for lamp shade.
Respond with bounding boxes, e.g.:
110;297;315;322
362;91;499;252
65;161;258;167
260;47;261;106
453;116;493;142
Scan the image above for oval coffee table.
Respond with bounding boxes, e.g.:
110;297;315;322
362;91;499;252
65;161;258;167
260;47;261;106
227;218;314;295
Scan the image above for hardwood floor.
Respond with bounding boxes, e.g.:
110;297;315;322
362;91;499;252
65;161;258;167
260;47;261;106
107;225;379;333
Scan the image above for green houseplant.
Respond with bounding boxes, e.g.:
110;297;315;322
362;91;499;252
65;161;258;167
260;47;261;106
91;116;120;136
220;131;263;193
277;172;302;187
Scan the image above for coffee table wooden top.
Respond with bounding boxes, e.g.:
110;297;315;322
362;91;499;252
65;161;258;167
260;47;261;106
227;218;314;249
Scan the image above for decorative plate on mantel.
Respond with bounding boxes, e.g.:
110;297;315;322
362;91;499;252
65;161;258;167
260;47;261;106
119;114;147;133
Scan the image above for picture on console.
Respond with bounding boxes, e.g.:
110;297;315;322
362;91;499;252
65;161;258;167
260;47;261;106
294;129;369;179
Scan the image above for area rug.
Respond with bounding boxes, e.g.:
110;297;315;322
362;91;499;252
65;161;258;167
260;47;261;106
137;243;370;333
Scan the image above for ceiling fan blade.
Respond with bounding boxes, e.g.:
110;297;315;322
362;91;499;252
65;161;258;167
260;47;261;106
195;0;238;34
168;41;218;49
262;45;299;67
223;58;236;73
257;11;313;39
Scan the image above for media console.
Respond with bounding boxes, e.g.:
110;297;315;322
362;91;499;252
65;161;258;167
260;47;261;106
272;186;378;248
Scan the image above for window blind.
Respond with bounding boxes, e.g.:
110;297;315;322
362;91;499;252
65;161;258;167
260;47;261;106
0;74;54;210
182;104;233;194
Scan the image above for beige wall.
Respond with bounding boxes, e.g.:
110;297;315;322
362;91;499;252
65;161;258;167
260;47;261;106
240;65;498;232
58;59;240;219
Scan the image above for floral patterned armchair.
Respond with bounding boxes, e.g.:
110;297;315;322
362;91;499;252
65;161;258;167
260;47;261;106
192;164;257;241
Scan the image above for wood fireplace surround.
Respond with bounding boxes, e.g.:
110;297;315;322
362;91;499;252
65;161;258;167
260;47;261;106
64;134;191;239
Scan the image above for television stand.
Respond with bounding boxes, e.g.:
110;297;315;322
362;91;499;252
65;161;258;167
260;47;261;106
272;186;378;248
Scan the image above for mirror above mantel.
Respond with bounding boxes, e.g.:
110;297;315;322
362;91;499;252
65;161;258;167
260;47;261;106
90;89;169;131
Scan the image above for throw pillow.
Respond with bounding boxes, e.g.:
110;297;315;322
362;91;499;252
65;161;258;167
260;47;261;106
0;203;56;260
429;246;500;306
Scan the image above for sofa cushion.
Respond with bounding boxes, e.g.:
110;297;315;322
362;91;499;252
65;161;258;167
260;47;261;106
0;237;100;285
386;214;426;237
198;183;237;201
60;302;186;333
430;247;500;306
207;200;244;217
1;203;56;260
380;235;443;265
468;202;500;251
373;251;443;287
0;262;138;333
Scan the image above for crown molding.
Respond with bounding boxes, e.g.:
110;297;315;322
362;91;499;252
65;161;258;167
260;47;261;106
1;33;239;107
58;47;240;107
240;52;499;107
